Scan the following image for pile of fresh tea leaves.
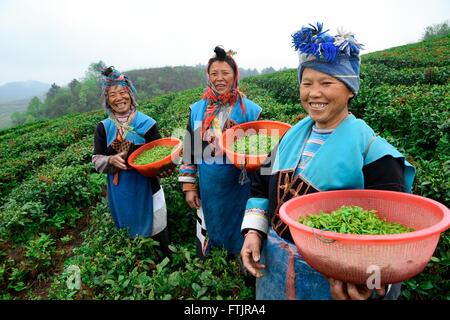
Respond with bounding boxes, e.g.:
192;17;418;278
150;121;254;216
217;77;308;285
298;205;413;235
133;146;173;165
233;133;278;155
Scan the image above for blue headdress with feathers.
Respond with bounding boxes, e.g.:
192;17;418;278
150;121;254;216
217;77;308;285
292;22;364;94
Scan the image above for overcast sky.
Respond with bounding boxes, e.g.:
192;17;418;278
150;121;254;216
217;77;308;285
0;0;449;86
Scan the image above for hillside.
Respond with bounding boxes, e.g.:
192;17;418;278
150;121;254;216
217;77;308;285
0;99;30;129
7;65;263;129
0;81;50;103
0;35;448;300
125;65;205;98
0;81;50;129
125;65;263;99
0;95;48;129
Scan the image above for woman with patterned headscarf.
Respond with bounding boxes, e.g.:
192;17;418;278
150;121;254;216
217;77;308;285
240;22;416;300
179;46;262;258
92;66;172;255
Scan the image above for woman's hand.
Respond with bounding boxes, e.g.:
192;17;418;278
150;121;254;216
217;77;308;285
241;233;266;277
109;151;128;170
158;166;177;178
185;190;201;209
328;278;386;300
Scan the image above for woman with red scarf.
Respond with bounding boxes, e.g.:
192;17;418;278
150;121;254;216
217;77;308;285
179;47;262;258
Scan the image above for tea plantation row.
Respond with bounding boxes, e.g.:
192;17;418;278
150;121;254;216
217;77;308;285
0;34;448;300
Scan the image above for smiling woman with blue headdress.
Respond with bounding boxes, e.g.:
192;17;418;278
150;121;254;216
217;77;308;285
240;22;416;300
92;66;172;256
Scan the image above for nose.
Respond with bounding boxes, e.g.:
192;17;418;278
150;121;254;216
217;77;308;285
308;84;322;98
215;72;227;80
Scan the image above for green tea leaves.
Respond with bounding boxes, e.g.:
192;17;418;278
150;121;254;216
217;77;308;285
133;146;173;165
298;205;414;235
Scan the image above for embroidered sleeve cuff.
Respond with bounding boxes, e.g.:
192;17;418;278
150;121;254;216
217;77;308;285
180;164;197;175
179;164;198;183
241;198;270;234
178;176;197;183
241;210;269;235
246;198;269;212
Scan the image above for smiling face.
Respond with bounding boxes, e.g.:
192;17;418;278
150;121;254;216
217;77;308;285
208;61;235;94
300;68;354;129
107;85;132;115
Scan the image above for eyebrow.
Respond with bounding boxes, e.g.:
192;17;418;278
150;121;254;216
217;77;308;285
210;70;230;73
302;76;335;82
109;89;127;94
209;67;232;72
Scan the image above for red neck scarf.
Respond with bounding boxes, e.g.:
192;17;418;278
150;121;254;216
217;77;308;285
201;83;246;138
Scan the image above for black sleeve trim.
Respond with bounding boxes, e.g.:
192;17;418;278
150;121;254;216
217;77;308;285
363;155;405;192
182;109;196;165
144;123;162;143
94;122;108;155
249;149;276;199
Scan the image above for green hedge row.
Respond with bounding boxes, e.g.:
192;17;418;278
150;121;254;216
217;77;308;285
361;64;449;86
47;200;252;300
0;113;103;199
352;84;449;161
362;34;450;69
242;70;300;105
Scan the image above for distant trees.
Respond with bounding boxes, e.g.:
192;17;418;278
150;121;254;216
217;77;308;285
11;62;106;126
10;96;44;125
11;62;281;127
261;67;276;75
126;66;205;100
239;68;259;78
27;96;45;119
422;20;449;40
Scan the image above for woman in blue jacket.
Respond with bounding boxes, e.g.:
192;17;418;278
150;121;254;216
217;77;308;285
240;23;416;300
92;67;171;255
179;47;262;258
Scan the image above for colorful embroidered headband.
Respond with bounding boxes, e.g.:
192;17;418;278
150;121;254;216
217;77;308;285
101;66;138;109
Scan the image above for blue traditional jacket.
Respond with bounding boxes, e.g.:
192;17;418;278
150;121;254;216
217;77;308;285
242;114;416;236
182;97;262;254
243;114;416;300
102;111;158;238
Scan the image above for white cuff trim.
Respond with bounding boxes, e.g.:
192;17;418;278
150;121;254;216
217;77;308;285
241;214;269;235
178;176;197;183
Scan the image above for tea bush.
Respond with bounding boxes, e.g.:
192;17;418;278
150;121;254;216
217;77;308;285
1;34;449;300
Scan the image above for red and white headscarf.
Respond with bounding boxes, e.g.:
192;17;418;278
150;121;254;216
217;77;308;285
201;51;246;138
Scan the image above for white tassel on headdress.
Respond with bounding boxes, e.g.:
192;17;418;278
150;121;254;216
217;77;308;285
334;26;363;56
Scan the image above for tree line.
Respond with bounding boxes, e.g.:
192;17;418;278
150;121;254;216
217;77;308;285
11;62;282;127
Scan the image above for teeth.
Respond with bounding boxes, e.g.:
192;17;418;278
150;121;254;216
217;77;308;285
310;103;327;109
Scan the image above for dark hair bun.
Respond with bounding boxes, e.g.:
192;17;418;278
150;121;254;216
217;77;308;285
214;46;227;60
101;66;114;77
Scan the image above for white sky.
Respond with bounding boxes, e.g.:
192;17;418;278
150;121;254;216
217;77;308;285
0;0;449;86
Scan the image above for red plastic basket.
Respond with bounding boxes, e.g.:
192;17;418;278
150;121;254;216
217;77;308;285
219;120;291;171
127;137;182;177
279;190;450;285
